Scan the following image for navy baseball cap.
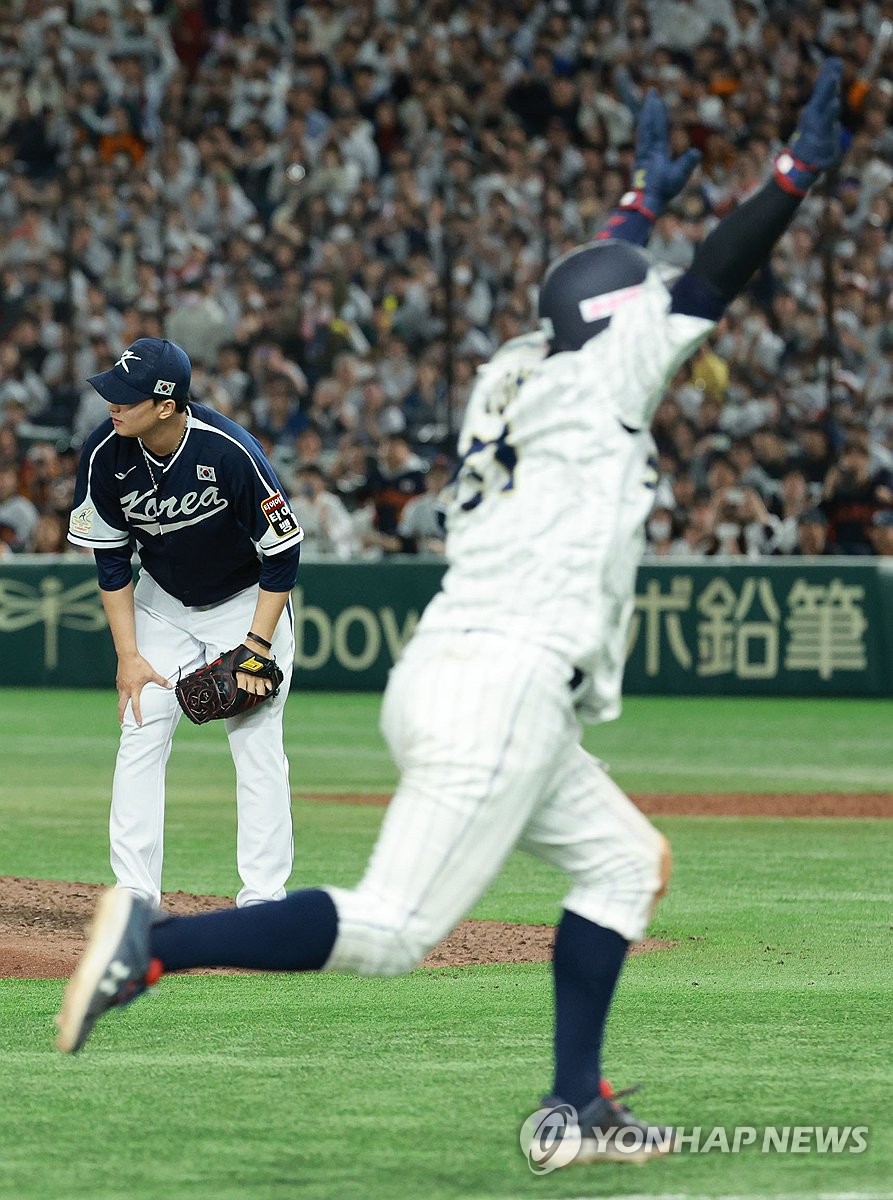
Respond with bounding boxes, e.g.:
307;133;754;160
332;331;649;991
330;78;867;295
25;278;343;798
87;338;192;406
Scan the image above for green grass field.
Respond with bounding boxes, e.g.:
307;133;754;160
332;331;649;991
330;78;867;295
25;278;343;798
1;690;891;1200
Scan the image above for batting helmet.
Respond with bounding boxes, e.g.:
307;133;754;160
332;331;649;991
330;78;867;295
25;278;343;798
537;240;650;353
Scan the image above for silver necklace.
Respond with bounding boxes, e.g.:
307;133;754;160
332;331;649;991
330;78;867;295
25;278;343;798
139;418;188;493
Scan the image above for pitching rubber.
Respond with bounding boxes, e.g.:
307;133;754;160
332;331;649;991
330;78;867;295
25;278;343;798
54;888;135;1053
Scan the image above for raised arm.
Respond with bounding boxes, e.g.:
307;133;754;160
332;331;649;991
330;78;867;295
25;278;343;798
595;88;702;247
595;59;843;324
671;58;843;320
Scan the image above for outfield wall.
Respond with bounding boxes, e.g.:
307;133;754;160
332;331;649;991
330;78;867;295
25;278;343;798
2;557;892;696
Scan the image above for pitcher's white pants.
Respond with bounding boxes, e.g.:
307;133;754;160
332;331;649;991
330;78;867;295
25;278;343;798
111;573;295;908
325;631;663;975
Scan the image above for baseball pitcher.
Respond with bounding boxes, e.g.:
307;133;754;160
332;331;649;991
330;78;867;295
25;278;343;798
68;337;303;907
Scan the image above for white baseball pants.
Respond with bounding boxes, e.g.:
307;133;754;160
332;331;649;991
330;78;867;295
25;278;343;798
111;572;295;908
325;630;664;975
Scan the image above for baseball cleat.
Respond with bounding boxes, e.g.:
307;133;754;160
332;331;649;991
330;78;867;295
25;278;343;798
574;1081;674;1164
526;1081;673;1169
55;889;162;1053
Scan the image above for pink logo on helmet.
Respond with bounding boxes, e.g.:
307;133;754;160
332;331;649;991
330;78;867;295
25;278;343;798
578;284;643;323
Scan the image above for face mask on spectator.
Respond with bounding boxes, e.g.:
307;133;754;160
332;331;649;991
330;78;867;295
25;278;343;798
648;518;672;540
716;522;740;541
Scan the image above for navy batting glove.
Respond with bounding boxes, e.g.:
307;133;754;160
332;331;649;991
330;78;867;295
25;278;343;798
775;58;843;196
620;89;702;219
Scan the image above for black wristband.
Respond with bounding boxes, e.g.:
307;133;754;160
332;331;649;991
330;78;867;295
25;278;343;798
247;631;273;650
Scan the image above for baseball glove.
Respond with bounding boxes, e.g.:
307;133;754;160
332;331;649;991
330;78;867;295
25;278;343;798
175;644;284;725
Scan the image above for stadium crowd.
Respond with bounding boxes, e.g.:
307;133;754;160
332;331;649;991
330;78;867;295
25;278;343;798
1;0;893;561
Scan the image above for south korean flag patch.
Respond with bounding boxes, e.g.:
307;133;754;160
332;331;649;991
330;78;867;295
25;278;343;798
154;379;176;396
261;490;298;538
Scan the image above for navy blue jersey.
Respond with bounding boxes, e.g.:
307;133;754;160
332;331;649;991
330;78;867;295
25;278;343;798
68;403;303;605
363;462;427;536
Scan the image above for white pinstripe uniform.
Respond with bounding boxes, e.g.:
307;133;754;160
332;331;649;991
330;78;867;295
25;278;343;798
325;266;713;974
69;403;303;908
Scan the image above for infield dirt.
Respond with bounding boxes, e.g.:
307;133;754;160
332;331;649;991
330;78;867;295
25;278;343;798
2;792;889;980
0;875;676;978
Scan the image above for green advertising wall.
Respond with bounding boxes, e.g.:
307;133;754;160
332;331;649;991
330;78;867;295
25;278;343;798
2;557;892;696
626;561;892;696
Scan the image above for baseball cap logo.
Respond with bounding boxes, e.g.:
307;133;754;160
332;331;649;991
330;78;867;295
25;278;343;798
116;349;142;373
154;379;176;396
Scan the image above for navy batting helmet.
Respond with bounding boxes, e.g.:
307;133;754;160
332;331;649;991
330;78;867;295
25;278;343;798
537;240;651;353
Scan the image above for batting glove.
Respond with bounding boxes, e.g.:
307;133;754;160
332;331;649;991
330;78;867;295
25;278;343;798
619;89;702;220
775;57;843;196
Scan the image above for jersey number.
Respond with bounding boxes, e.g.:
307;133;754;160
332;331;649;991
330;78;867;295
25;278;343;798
455;423;518;512
454;370;531;511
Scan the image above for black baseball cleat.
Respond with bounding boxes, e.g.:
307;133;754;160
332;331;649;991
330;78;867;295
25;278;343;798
529;1081;674;1167
55;890;163;1053
575;1081;674;1163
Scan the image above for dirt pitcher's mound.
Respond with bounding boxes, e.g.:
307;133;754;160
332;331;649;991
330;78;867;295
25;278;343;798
0;876;674;979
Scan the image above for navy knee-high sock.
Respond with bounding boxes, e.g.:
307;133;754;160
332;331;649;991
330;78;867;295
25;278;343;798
551;909;629;1110
149;889;338;973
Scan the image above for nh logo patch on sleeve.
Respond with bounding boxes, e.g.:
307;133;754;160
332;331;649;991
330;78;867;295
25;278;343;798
261;491;297;537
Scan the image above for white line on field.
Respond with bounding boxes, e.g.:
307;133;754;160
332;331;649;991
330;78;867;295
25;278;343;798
536;1193;893;1200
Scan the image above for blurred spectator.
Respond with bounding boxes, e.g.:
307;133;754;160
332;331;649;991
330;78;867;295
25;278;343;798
868;509;893;556
735;487;778;557
275;419;336;490
396;456;451;556
0;422;21;466
359;432;427;555
403;358;447;444
0;461;39;552
165;278;233;366
795;423;835;488
670;490;716;557
331;440;372;513
791;508;840;557
214;342;252;412
767;466;813;554
0;343;50;420
706;484;754;557
644;506;677;558
31;511;69;554
253;373;310;452
22;441;74;516
291;464;358;560
821;440;893;554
